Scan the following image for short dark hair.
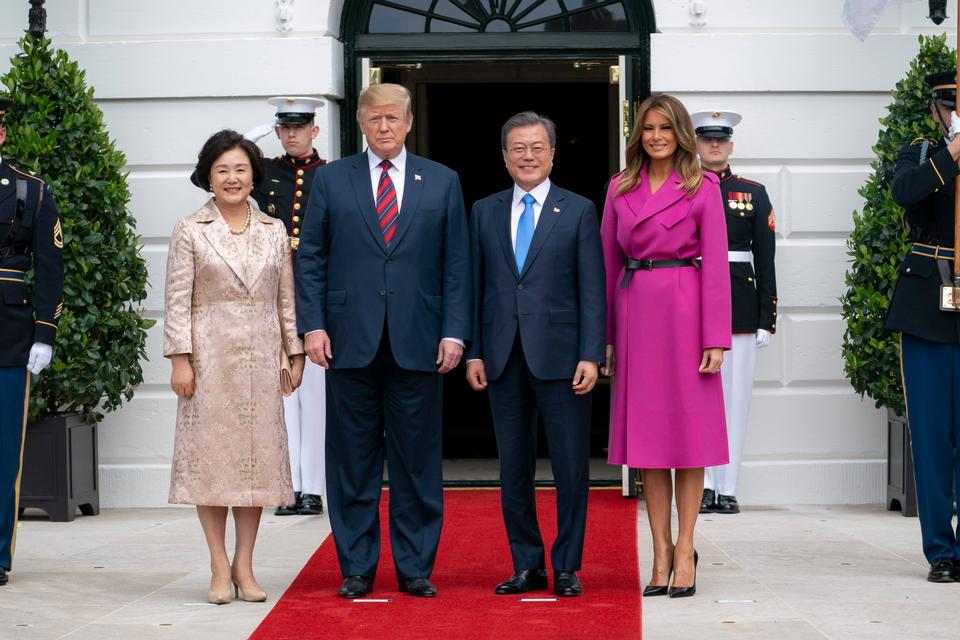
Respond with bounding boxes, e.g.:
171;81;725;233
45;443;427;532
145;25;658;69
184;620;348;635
501;111;557;150
194;129;264;192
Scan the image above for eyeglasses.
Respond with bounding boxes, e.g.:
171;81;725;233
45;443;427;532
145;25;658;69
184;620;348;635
508;145;550;157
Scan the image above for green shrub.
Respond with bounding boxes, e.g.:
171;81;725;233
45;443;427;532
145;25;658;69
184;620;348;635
1;35;153;421
841;34;955;415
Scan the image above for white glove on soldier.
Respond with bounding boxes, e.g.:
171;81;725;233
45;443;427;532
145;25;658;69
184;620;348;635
243;121;276;143
948;111;960;142
755;329;771;349
27;342;53;375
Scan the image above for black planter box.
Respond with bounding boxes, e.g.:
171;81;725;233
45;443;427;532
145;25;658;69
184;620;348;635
887;408;917;517
18;412;99;522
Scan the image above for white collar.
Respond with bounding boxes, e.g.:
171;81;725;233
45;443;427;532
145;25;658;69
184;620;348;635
367;147;407;174
512;178;551;207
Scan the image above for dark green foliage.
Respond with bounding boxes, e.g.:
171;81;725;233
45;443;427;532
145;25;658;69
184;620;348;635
841;34;954;415
1;35;153;421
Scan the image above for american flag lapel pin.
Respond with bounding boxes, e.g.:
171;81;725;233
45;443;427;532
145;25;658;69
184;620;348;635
553;207;561;214
414;174;422;182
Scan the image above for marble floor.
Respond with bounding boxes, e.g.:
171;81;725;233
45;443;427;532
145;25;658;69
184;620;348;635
2;496;958;639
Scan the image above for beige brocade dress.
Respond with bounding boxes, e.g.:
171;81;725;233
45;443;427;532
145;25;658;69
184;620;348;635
163;199;303;506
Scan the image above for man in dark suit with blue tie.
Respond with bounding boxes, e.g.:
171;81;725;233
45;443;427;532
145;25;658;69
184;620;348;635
465;112;605;597
296;83;470;599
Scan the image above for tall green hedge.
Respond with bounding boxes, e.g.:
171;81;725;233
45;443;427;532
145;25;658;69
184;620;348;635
1;35;153;420
841;34;955;416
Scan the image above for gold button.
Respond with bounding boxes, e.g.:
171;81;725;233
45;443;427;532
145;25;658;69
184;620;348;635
293;228;300;235
906;267;911;273
296;191;302;197
747;277;753;282
293;216;300;223
269;191;275;196
297;179;304;185
771;324;776;329
297;169;304;176
740;212;745;217
294;203;301;210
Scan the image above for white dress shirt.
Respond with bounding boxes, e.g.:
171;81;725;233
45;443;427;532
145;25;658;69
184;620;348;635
367;147;406;212
511;178;551;250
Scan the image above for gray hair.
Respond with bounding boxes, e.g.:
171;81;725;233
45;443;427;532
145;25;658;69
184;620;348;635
501;111;557;150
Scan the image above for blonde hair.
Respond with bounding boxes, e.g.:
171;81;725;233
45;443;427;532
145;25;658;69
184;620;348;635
616;94;702;198
357;83;412;120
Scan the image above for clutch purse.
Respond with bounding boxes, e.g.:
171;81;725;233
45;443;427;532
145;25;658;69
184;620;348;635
280;350;294;396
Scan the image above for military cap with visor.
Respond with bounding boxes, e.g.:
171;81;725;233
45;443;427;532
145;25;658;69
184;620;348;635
926;69;957;108
268;96;325;126
691;110;742;138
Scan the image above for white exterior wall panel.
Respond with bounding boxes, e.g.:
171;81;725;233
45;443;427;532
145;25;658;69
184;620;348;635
0;0;945;504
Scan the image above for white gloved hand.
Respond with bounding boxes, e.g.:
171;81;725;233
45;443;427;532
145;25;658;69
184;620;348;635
948;111;960;142
27;342;53;375
243;121;276;143
755;329;771;349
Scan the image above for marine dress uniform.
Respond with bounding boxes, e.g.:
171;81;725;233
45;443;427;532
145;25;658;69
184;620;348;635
251;97;328;517
693;112;777;516
885;70;960;582
0;96;64;585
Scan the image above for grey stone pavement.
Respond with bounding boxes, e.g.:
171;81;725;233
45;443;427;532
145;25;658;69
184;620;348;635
2;475;958;639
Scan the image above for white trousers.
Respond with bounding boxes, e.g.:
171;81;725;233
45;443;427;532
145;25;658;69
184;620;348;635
704;333;757;496
282;358;326;496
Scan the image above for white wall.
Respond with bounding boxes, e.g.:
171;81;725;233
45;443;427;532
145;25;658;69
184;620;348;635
0;0;945;505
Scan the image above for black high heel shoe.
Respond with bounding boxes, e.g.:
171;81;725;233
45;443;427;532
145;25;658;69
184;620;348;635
642;564;673;597
668;550;698;598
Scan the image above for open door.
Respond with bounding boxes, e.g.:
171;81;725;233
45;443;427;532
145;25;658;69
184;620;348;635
617;54;641;498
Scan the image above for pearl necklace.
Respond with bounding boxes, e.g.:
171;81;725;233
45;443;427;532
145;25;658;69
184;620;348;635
227;202;252;235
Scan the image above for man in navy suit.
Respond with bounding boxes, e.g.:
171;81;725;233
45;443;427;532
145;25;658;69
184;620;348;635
466;112;605;597
296;83;470;599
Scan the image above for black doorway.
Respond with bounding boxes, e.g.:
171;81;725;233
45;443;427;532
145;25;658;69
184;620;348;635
379;61;618;462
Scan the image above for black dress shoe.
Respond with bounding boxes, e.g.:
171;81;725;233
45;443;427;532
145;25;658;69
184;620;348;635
399;577;437;597
716;494;740;514
927;557;958;583
338;575;374;598
495;569;548;594
0;567;8;585
298;494;324;515
554;571;582;597
668;550;698;598
275;492;301;516
699;489;717;514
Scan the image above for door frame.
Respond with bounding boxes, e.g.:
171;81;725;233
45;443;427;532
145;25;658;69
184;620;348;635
339;1;655;156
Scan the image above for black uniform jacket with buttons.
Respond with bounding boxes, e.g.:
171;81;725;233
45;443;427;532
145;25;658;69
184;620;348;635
0;161;64;367
716;167;777;334
885;138;960;344
252;150;326;247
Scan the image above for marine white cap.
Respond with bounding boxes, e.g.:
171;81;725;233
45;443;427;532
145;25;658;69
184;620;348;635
691;110;742;138
267;96;326;125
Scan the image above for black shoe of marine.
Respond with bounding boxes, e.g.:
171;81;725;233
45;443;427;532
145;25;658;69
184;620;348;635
275;491;301;516
699;489;717;514
0;567;8;585
715;494;740;514
298;493;324;515
495;569;548;595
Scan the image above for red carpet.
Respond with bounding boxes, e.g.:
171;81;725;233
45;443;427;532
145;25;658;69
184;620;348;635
250;488;641;640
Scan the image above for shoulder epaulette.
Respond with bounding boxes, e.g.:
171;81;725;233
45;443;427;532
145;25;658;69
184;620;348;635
736;176;766;189
9;165;45;184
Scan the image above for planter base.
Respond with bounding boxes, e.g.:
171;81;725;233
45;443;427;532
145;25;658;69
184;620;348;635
18;413;99;522
887;409;917;517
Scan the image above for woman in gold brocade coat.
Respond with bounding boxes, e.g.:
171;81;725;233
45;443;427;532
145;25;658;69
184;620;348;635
163;130;305;604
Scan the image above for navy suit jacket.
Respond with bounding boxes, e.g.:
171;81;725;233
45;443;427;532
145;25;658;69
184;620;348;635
467;184;605;381
295;151;470;372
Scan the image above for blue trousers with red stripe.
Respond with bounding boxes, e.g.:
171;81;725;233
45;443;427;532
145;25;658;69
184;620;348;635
0;366;29;571
901;333;960;563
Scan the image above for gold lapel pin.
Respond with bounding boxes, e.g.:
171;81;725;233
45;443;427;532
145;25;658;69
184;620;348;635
0;178;8;186
553;207;560;213
414;174;422;181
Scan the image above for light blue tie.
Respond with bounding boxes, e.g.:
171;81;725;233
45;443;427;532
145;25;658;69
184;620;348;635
515;193;536;272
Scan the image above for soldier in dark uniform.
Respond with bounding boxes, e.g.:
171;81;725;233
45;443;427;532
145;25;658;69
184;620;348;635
691;111;777;516
0;95;64;585
250;97;328;518
886;70;960;583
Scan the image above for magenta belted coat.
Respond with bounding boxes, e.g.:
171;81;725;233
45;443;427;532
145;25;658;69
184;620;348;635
601;168;732;469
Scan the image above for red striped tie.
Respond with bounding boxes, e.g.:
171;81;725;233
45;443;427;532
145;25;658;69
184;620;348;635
376;159;399;245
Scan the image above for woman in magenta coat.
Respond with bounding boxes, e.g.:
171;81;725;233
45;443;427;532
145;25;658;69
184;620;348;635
601;94;731;598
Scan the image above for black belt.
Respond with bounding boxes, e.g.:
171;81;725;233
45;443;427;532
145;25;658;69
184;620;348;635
620;258;698;288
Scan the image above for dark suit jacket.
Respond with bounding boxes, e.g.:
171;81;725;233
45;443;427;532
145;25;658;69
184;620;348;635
467;184;605;381
295;150;471;371
886;138;960;344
